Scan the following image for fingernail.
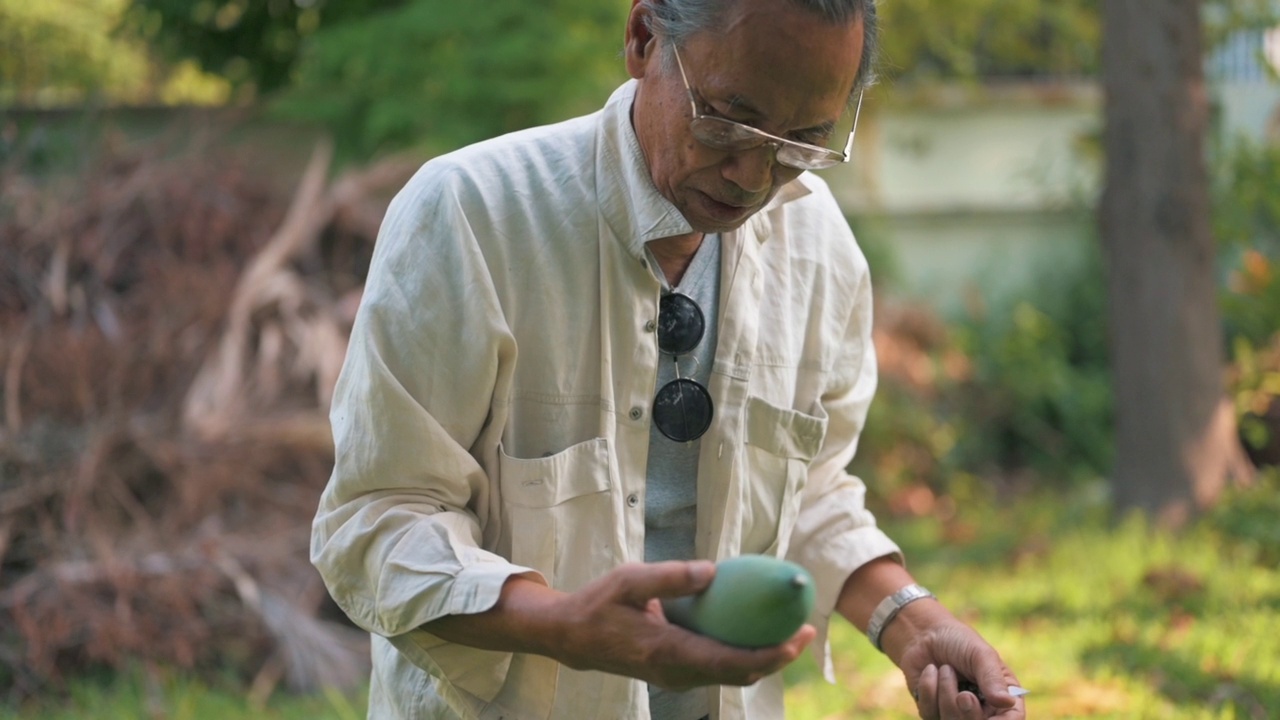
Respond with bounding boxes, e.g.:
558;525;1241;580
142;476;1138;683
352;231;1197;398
958;694;975;712
690;560;715;583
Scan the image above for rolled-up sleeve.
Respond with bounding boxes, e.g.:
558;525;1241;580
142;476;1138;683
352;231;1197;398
310;162;540;701
785;240;902;682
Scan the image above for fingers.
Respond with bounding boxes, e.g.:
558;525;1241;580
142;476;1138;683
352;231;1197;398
902;622;1025;718
656;622;816;689
913;663;938;716
913;665;1001;720
569;561;814;691
612;560;716;606
936;664;966;718
974;667;1022;711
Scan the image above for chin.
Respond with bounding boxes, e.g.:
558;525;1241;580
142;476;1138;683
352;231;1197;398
694;216;754;235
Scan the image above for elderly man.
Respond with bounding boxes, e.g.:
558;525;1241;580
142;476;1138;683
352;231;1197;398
311;0;1026;718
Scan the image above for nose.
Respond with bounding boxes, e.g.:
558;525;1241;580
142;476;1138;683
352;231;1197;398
719;143;778;195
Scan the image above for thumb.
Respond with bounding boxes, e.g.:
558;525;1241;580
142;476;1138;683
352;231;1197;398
615;560;716;606
969;653;1019;710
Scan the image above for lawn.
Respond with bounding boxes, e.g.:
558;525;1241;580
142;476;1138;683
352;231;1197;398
4;483;1277;720
783;481;1280;719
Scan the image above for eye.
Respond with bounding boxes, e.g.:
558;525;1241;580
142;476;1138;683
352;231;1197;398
707;104;750;126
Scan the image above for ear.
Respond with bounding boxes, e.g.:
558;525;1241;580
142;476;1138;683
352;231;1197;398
625;0;660;79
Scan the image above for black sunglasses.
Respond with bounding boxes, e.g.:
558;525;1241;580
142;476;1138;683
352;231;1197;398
654;292;714;442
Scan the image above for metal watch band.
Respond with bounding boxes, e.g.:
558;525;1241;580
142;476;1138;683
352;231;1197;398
866;583;936;651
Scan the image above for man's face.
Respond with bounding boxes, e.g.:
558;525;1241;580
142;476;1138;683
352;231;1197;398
626;0;865;235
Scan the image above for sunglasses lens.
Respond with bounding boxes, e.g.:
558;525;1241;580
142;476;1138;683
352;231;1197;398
653;378;714;442
658;293;705;355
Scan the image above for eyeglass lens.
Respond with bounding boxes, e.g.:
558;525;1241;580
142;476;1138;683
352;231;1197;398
653;293;714;442
690;117;839;170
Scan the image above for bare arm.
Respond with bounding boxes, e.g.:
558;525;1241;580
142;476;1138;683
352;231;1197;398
425;560;817;691
837;556;1025;719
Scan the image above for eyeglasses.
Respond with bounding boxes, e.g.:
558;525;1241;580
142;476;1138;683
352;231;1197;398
653;292;714;442
672;45;863;172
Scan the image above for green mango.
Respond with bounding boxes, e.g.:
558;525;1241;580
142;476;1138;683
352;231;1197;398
662;554;816;648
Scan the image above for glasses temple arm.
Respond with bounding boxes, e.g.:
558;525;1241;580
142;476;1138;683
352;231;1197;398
671;46;701;119
842;88;864;159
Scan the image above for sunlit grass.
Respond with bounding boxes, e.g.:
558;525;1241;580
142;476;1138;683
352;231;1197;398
4;484;1277;719
0;669;368;720
785;483;1280;719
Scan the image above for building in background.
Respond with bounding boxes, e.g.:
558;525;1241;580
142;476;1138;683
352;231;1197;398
832;20;1280;317
1210;21;1280;140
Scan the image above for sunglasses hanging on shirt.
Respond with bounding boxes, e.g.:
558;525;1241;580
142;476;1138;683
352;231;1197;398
653;292;714;442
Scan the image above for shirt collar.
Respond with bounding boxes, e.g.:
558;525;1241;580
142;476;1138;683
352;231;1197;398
596;80;815;259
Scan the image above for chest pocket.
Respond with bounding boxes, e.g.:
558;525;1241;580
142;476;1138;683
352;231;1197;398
739;397;827;557
497;437;619;593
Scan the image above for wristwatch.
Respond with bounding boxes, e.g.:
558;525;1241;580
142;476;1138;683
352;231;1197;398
866;583;935;651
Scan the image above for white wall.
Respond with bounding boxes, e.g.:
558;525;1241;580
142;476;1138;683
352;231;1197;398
825;80;1280;316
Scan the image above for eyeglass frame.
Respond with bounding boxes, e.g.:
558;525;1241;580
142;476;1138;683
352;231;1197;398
671;44;864;172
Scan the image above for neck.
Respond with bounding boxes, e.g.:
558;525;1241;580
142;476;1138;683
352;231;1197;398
648;232;705;288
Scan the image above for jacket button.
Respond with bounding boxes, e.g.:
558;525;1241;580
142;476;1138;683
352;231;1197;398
627;493;640;508
629;407;643;421
644;319;657;333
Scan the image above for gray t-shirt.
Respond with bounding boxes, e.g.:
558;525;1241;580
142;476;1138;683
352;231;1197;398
644;234;720;720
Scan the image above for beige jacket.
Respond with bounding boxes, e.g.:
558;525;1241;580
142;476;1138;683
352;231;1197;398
311;80;901;720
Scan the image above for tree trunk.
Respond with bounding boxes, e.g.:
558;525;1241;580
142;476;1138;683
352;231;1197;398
1099;0;1253;525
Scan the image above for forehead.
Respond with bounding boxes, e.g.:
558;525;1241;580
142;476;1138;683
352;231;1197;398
680;0;865;126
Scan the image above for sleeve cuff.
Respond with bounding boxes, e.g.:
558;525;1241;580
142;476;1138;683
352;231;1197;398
795;527;902;684
387;561;546;703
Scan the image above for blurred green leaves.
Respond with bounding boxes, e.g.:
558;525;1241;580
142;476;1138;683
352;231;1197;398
118;0;399;94
0;0;151;105
1216;140;1280;347
950;268;1114;486
877;0;1101;82
271;0;629;159
13;0;1278;160
118;0;630;158
112;0;1112;157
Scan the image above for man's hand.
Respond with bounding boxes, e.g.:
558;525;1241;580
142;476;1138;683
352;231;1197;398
896;621;1025;720
549;560;816;690
836;557;1025;720
425;560;816;691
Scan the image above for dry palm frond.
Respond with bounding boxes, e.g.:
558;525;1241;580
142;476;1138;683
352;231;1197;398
212;550;369;693
0;123;422;701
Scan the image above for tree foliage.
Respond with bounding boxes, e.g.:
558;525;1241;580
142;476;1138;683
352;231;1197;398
274;0;629;158
0;0;151;105
876;0;1101;82
116;0;1113;157
119;0;404;94
119;0;628;158
1205;0;1280;45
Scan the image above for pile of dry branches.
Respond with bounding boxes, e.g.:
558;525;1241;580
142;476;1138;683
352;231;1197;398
0;126;420;702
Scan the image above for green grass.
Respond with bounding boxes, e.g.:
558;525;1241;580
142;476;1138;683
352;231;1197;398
4;484;1278;719
0;670;368;720
784;482;1280;719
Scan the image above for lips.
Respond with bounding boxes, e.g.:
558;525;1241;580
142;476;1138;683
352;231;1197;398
698;193;753;224
707;192;757;209
703;189;763;213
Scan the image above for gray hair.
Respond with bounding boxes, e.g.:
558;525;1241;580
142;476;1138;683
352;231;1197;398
642;0;879;97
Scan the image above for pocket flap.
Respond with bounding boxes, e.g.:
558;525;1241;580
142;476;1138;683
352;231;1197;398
745;397;827;461
498;437;612;508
